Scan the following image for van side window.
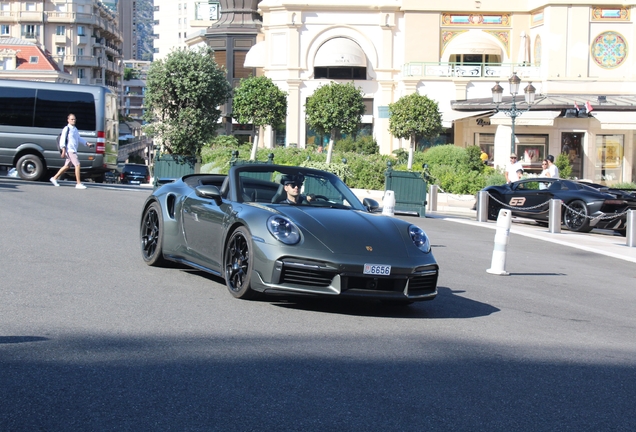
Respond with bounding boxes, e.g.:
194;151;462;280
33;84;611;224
34;90;96;129
0;87;36;127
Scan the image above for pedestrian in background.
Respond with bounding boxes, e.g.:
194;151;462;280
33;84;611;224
50;114;93;189
546;154;560;178
505;153;523;183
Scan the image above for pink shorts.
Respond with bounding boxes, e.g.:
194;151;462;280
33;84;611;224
64;151;81;168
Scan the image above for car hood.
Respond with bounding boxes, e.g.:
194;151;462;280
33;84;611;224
274;206;414;256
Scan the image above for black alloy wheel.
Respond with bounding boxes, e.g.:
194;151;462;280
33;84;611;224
563;199;592;233
141;202;167;266
224;227;257;299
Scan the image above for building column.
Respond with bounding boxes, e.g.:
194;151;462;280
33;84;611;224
286;80;302;147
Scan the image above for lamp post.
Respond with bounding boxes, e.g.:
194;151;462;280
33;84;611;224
491;72;536;155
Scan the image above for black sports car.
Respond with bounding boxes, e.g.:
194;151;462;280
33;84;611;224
483;178;636;234
140;164;439;303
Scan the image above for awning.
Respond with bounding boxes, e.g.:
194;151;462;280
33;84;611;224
489;110;561;126
592;111;636;129
244;41;265;68
314;38;366;67
443;30;503;57
442;110;492;128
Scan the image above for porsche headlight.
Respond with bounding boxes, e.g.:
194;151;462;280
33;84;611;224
409;225;431;253
267;215;301;245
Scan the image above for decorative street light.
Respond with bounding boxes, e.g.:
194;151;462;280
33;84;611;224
491;72;536;155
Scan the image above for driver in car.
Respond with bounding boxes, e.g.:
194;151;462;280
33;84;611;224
281;175;315;205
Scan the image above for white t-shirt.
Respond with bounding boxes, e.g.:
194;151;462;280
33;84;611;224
548;164;560;178
506;161;524;182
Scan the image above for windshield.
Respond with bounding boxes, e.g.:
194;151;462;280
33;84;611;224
237;167;365;210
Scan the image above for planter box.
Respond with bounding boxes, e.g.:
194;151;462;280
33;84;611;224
153;154;199;186
384;169;427;217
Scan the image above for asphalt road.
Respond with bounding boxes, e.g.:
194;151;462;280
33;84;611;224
1;177;635;431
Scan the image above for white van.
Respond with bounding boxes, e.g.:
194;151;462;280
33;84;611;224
0;79;118;182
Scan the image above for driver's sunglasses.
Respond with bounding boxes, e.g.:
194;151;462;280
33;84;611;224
286;182;301;188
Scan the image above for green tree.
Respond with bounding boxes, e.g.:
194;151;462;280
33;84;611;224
232;75;287;160
123;67;139;81
143;47;232;156
556;152;572;179
305;82;365;164
388;93;443;169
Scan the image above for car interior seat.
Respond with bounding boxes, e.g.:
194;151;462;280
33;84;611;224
271;184;286;203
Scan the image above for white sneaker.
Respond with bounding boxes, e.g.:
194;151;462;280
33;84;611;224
50;177;59;187
75;183;87;189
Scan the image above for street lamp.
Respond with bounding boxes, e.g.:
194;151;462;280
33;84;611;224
491;72;536;155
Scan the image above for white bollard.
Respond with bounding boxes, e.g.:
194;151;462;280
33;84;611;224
487;209;512;276
382;190;395;216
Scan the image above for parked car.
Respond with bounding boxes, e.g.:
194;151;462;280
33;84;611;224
140;164;439;304
104;170;119;184
483;178;636;234
120;163;150;185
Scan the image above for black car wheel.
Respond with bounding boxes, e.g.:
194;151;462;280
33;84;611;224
141;202;167;266
563;199;592;233
487;193;502;220
16;154;45;181
224;227;257;299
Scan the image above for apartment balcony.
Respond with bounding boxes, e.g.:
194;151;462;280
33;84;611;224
77;35;88;45
45;12;95;25
0;11;17;23
57;55;99;68
91;78;104;85
16;11;44;23
402;62;541;80
54;34;66;44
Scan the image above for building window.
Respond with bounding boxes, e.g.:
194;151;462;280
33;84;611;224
77;68;85;79
1;25;9;36
29;56;38;64
77;26;85;36
78;48;84;56
25;3;37;12
21;25;39;39
1;4;10;12
56;46;65;56
595;134;624;183
56;25;65;36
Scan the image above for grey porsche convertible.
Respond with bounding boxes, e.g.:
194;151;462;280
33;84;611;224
140;164;438;304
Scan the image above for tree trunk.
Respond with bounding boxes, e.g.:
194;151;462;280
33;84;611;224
407;133;415;170
249;127;260;160
326;129;336;164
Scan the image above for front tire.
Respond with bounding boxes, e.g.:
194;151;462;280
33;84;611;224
16;154;45;181
563;199;592;233
224;227;257;299
140;202;167;266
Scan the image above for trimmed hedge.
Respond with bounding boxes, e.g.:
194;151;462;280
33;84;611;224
199;139;500;194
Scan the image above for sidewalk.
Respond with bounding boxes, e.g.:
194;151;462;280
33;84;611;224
426;195;636;264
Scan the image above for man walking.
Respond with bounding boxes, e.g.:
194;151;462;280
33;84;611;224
505;153;524;183
50;114;93;189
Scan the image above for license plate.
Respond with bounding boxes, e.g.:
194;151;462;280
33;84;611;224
131;180;140;184
363;264;391;275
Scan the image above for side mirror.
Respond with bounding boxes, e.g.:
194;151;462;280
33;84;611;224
195;185;222;205
363;197;380;212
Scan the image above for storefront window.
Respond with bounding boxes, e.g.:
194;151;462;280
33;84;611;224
475;133;494;163
516;135;547;171
595;134;623;184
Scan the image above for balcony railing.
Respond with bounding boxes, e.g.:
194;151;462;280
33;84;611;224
46;12;95;25
52;55;99;67
402;62;540;79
